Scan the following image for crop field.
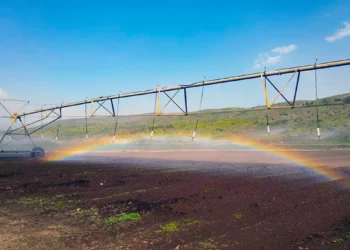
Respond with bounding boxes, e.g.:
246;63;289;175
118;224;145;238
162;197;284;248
0;150;349;249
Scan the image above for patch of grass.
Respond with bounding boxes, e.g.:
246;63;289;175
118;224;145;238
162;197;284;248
332;238;345;243
74;207;102;224
48;224;66;231
200;241;217;249
39;197;49;203
19;236;38;244
156;220;200;235
7;196;49;206
83;171;96;177
105;216;119;225
7;195;80;210
118;213;141;222
184;219;200;225
56;201;63;209
204;187;220;193
158;222;179;233
105;213;141;225
75;207;98;216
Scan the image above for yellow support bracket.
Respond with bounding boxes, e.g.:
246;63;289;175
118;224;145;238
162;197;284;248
45;108;49;118
89;100;94;117
9;114;19;127
156;88;161;115
261;74;271;108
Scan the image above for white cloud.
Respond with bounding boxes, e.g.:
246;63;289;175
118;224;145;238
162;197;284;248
254;53;281;68
266;56;281;65
325;22;350;42
272;44;297;54
254;44;297;68
0;88;8;99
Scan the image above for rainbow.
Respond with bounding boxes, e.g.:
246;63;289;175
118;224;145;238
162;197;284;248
45;134;347;183
45;135;149;161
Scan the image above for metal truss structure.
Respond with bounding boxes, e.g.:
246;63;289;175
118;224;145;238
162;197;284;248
0;58;350;156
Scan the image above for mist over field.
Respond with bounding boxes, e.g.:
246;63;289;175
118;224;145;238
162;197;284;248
1;93;349;153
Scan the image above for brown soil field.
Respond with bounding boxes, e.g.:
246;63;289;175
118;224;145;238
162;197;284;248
0;150;349;250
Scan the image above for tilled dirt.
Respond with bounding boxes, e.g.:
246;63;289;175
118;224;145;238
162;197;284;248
0;151;349;250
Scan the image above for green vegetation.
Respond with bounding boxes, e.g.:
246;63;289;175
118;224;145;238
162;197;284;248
204;187;220;193
155;219;201;235
105;213;141;225
75;207;99;216
134;189;146;193
22;93;350;148
199;241;217;249
7;195;80;210
19;236;39;244
55;201;63;209
82;171;96;177
184;219;201;225
332;238;345;243
7;196;47;205
158;222;179;233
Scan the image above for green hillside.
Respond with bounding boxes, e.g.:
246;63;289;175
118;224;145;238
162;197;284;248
23;93;350;148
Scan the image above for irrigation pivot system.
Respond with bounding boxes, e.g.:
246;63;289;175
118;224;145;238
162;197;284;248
1;58;350;157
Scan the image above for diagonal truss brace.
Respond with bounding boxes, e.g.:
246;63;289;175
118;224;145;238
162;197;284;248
159;89;188;115
90;99;115;117
262;70;301;108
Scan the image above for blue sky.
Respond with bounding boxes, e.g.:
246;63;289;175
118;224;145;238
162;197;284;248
0;0;350;117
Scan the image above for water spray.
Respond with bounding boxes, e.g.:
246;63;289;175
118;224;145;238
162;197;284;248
314;59;320;140
192;77;205;142
85;98;89;139
113;92;121;143
151;86;160;140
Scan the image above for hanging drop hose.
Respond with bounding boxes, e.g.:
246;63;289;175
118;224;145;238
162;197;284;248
55;106;62;143
157;87;161;115
314;59;320;140
266;114;270;135
24;115;27;143
85;100;88;139
113;95;120;143
192;78;205;141
150;89;159;139
55;122;60;143
41;106;44;139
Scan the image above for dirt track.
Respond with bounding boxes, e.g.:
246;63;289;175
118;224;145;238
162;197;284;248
0;150;349;249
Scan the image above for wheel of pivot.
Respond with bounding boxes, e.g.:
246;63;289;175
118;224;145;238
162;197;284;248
31;147;45;158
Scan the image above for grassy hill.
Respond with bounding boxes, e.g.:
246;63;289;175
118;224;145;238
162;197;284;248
17;93;350;148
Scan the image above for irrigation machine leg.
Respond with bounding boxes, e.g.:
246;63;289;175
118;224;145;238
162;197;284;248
292;71;301;106
184;88;188;115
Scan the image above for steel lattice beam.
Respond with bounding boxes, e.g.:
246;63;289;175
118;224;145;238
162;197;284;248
16;58;350;117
